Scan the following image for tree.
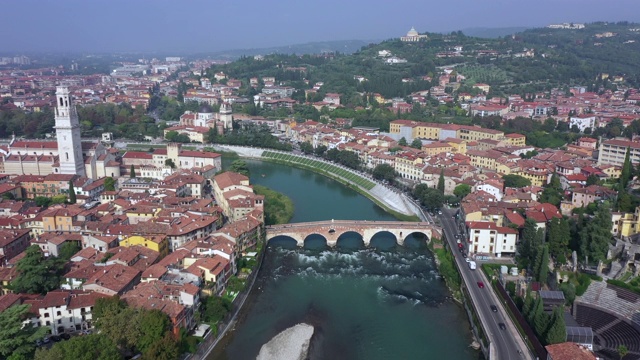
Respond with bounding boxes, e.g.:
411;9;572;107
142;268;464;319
540;173;564;207
518;219;543;270
620;147;632;190
437;169;445;194
314;145;327;157
579;204;613;262
0;304;48;359
202;296;231;324
104;177;116;192
544;307;566;345
502;174;532;188
398;137;408;146
229;160;250;177
93;297;139;352
299;141;314;155
547;217;570;264
58;242;81;261
618;345;629;360
165;159;176;169
68;180;76;204
533;298;550;339
372;164;396;184
10;245;64;294
453;184;471;199
410;138;422;149
142;333;179;360
34;196;52;208
586;174;601;186
206;127;217;143
534;245;550;283
130;165;136;178
137;310;171;354
34;334;121;360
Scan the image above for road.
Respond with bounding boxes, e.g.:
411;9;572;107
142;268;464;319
439;207;531;360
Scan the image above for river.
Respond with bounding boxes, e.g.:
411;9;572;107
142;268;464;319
209;158;477;360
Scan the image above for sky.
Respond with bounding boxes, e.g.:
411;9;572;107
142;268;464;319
4;0;640;54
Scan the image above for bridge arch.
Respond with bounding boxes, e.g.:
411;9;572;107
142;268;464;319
304;233;328;250
268;235;299;249
369;231;398;249
402;231;430;248
336;231;364;249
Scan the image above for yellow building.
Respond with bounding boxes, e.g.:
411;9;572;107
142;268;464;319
445;138;467;154
467;150;499;171
504;133;527;147
515;170;548;187
421;142;453;156
457;126;504;142
394;154;424;181
120;235;169;257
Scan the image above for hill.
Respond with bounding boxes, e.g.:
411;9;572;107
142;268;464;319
195;40;372;60
208;21;640;96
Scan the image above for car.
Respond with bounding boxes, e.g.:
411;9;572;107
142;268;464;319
437;210;442;215
35;339;43;346
462;252;467;258
456;239;461;244
477;281;484;288
60;333;71;340
465;258;471;263
50;335;62;342
498;323;506;330
457;243;463;249
490;305;498;312
42;337;51;344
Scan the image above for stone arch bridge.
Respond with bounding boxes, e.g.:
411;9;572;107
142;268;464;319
266;220;441;247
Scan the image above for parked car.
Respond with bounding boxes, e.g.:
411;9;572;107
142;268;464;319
465;258;471;263
457;243;463;249
490;305;498;312
60;333;71;340
498;323;506;330
477;281;484;288
462;252;467;258
50;335;61;342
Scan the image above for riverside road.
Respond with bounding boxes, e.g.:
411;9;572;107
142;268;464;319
439;208;531;360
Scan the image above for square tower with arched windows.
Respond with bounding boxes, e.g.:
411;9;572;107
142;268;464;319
55;86;86;176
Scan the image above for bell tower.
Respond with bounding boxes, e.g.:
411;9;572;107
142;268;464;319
55;86;86;176
219;102;233;132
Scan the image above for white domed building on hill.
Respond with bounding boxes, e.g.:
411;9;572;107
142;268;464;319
401;27;429;42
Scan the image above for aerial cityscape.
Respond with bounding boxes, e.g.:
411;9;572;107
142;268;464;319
2;2;640;360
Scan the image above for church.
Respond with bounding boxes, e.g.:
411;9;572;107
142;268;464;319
162;102;233;143
401;27;429;42
0;86;121;179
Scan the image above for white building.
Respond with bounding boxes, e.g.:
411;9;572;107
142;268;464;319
569;114;596;133
466;221;518;257
30;290;108;335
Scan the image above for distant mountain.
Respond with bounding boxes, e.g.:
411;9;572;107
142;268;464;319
459;27;530;38
198;40;373;60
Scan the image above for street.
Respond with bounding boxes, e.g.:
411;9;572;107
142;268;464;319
439;208;531;360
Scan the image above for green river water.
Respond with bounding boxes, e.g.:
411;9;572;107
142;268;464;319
209;158;477;360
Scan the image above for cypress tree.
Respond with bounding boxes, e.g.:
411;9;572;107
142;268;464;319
130;165;136;178
620;147;632;190
537;245;549;283
437;168;445;194
68;180;76;204
544;307;567;345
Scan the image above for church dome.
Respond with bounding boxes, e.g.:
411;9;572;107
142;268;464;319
198;104;213;114
407;27;419;37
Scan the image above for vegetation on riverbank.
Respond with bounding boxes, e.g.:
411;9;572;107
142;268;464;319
253;185;294;225
429;238;462;301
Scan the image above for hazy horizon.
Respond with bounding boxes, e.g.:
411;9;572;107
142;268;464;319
4;0;640;54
